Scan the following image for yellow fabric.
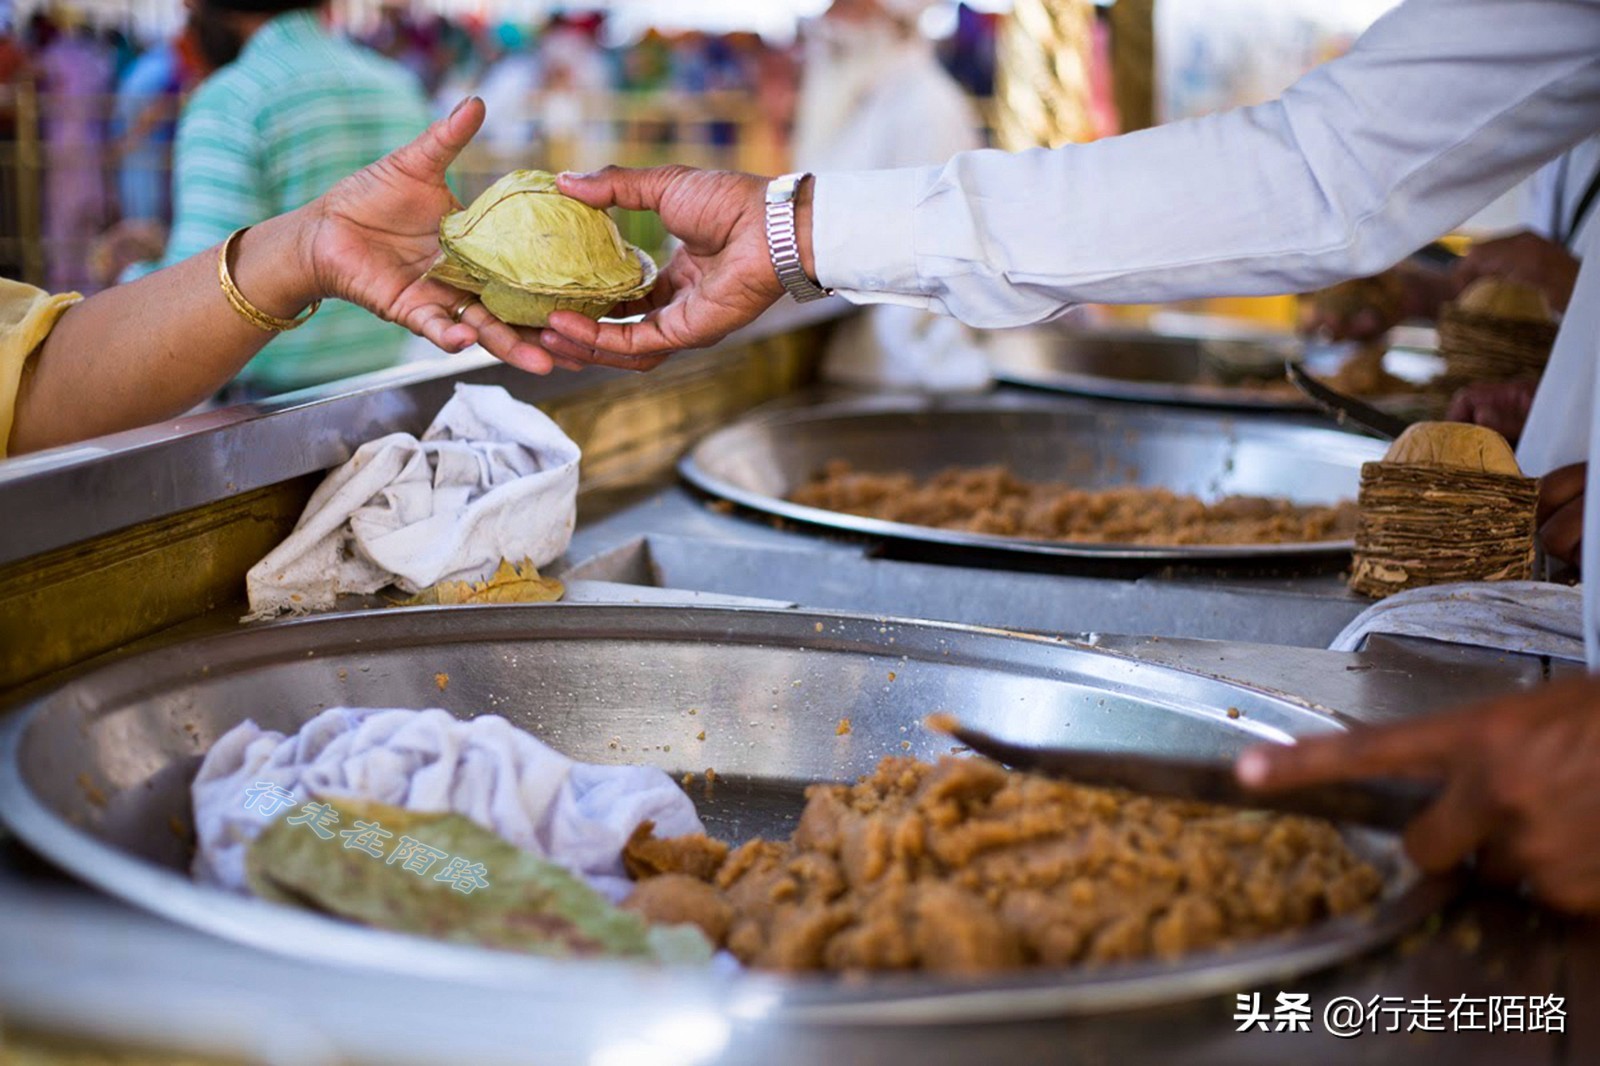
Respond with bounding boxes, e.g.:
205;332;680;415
0;278;82;457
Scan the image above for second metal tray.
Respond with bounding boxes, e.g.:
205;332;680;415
679;395;1385;562
989;328;1444;414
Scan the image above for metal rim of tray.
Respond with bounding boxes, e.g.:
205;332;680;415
991;328;1316;412
989;328;1444;414
0;605;1452;1025
678;394;1382;561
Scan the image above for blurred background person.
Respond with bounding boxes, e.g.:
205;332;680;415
111;33;182;227
120;0;431;399
88;31;191;289
792;0;991;393
37;17;114;292
0;13;32;282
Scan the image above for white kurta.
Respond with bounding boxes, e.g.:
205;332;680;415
811;0;1600;662
1525;137;1600;248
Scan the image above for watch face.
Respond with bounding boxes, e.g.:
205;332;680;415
767;173;803;204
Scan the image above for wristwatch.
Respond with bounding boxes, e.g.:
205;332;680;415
765;173;833;303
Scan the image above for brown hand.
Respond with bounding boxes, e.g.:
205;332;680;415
297;97;553;374
1237;676;1600;912
1444;379;1538;442
1537;462;1586;569
1452;231;1580;313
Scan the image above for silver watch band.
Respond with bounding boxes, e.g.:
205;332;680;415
765;172;833;303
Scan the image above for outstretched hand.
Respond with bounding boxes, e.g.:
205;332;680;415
298;97;554;375
1236;676;1600;913
527;166;787;371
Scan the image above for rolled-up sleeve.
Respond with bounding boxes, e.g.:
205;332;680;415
0;280;82;456
813;0;1600;329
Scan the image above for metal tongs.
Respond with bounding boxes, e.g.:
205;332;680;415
927;715;1437;832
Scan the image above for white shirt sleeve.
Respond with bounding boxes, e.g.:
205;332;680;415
812;0;1600;329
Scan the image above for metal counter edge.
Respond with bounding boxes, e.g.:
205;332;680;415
0;299;850;567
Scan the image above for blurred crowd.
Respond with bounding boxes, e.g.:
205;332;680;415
0;5;998;296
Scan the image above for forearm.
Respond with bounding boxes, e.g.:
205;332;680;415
810;0;1600;328
9;210;318;454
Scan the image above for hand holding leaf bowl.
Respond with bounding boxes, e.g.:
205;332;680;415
428;170;657;327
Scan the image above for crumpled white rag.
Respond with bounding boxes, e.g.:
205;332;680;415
191;707;704;903
245;384;580;619
1329;581;1585;663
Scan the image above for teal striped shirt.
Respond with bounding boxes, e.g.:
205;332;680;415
126;12;430;392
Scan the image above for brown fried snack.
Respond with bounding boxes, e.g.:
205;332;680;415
624;756;1383;975
790;462;1355;547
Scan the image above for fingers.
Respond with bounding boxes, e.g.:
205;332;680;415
1445;388;1475;423
1538;496;1583;567
546;308;686;361
459;303;553;375
556;165;690;213
1235;722;1456;794
1537;462;1586;523
1401;771;1497;874
408;302;477;354
394;96;485;181
538;325;671;372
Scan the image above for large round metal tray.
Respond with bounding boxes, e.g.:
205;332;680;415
0;605;1448;1024
991;328;1445;414
679;395;1385;561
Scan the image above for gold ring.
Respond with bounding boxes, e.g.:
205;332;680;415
448;296;477;322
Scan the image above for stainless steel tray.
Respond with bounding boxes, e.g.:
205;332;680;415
679;395;1385;561
0;605;1449;1023
991;329;1445;414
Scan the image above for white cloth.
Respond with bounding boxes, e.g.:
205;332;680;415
795;33;990;392
191;707;705;903
245;384;580;619
811;0;1600;664
1330;582;1585;663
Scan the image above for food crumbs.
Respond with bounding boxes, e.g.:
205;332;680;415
708;499;735;515
688;708;698;716
900;740;911;750
697;730;706;741
337;668;348;680
608;736;620;750
835;718;854;736
663;745;671;753
887;671;897;682
704;768;718;784
77;772;107;809
814;622;824;632
1226;707;1241;719
434;672;450;692
681;772;696;787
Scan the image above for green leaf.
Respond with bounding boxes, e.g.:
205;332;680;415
246;798;711;963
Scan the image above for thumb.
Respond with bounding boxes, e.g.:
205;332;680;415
558;165;689;214
392;96;484;180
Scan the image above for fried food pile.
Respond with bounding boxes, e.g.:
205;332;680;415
789;462;1356;546
623;756;1384;975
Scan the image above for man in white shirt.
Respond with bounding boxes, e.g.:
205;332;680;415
504;0;1600;911
792;0;991;392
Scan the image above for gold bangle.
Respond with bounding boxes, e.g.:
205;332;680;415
217;226;321;332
